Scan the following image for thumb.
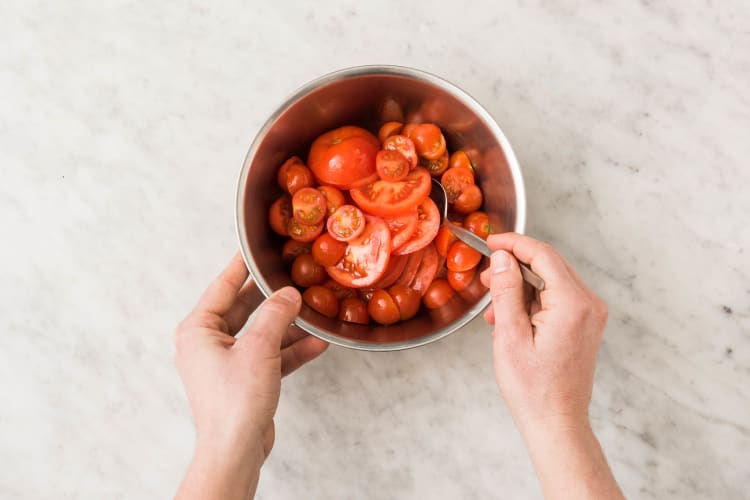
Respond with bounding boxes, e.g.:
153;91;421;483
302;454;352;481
490;250;533;345
237;286;301;353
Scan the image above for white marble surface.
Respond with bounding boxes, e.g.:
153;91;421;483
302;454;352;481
1;1;749;498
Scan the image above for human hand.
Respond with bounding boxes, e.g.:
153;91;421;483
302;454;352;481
175;253;328;500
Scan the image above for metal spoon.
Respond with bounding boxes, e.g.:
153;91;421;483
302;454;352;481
429;179;545;291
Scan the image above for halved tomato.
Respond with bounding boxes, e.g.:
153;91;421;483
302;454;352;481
372;254;407;289
327;204;365;242
326;215;392;288
318;186;345;217
350;167;431;217
395;248;425;286
384;210;418;250
392;198;440;255
441;166;475;204
307;126;379;189
410;243;439;296
382;135;418;169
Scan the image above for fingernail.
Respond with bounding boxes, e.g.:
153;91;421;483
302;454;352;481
278;287;300;304
492;251;511;274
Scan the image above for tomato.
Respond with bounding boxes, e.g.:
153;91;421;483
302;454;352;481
419;150;449;177
395;248;425;286
372;254;407;289
307;126;379;189
327;204;365;242
434;226;457;257
449;150;474;172
291;254;327;287
384;210;418;249
463;211;490;239
411;243;439;296
388;284;420;321
446;241;482;272
323;279;357;300
269;196;292;236
408;123;446;160
338;297;370;324
350;167;431;218
392;197;440;255
285;163;315;195
401;123;418;138
441;166;475;203
282;239;311;262
447;267;476;292
292;187;326;225
368;289;400;325
302;286;339;318
326;215;392;288
422;279;455;309
287;218;324;243
277;156;303;191
311;233;347;266
318;186;345;217
454;184;483;214
376;149;410;182
378;121;404;144
358;288;375;302
382;135;418;169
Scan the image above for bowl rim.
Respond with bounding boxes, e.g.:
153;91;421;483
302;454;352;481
235;64;526;351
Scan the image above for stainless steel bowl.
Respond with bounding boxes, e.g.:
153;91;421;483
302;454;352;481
236;65;525;351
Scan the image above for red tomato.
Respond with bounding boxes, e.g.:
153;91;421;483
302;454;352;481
392;197;440;255
388;284;420;321
285;163;315;195
401;123;418;138
277;156;303;191
410;243;439;296
311;233;347;267
323;279;357;300
454;184;483;214
441;167;475;203
338;297;370;324
368;289;400;325
463;212;490;239
307;126;379;189
434;226;457;257
327;204;365;242
419;150;449;177
408;123;446;160
350;167;431;218
292;187;326;225
358;288;375;302
303;286;339;318
395;248;425;286
326;215;392;288
372;254;407;289
287;218;324;243
291;254;327;287
282;239;311;262
446;241;482;272
384;210;418;250
382;135;418;169
422;279;455;309
269;196;292;236
376;149;410;181
378;121;404;144
318;186;345;217
447;267;476;292
449;150;474;172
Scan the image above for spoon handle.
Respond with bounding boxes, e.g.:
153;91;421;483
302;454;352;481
447;225;545;291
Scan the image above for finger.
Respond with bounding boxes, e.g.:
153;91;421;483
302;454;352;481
193;252;249;317
236;287;302;354
224;278;262;335
281;335;329;377
483;307;495;325
489;250;533;345
281;324;308;349
486;233;575;291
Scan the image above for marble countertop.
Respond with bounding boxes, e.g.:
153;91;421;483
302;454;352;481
2;2;748;498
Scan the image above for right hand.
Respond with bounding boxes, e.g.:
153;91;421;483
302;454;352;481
480;233;609;434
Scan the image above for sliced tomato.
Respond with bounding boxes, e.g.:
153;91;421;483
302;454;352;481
326;215;392;288
327;204;365;242
378;121;404;144
441;166;475;203
384;210;418;250
382;134;418;169
372;254;408;289
350;167;431;217
318;186;345;217
376;149;409;181
287;218;324;243
392;197;440;256
410;243;439;296
396;248;425;286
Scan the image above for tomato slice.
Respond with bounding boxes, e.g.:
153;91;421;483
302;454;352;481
326;215;392;288
419;150;449;177
410;243;439;296
350;167;431;217
376;149;409;181
382;135;418;169
441;166;475;203
327;204;365;242
396;248;425;287
384;210;418;250
372;254;408;289
392;198;440;256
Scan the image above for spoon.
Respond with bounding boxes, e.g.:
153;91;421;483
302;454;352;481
429;179;545;291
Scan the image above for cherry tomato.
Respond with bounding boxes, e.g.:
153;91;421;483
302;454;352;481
388;284;420;321
308;126;379;189
291;254;327;287
318;186;345;217
422;279;455;309
434;226;458;257
447;267;476;292
323;279;357;300
419;150;449;177
282;239;311;262
392;197;440;256
376;149;410;182
285;163;315;195
326;215;392;288
454;184;483;214
463;212;490;239
449;150;474;172
411;243;439;296
302;286;339;318
327;204;365;242
358;288;375;302
287;218;324;243
269;196;292;236
277;156;303;191
408;123;446;160
338;297;370;324
395;248;425;287
372;254;408;289
401;123;418;138
446;241;482;272
384;211;418;250
368;289;400;325
350;167;431;218
292;187;326;225
441;166;475;204
311;233;347;267
378;121;404;144
382;135;418;169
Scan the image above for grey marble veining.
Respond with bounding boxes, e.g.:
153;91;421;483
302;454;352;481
1;1;748;499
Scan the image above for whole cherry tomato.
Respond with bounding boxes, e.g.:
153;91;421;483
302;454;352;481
446;241;482;272
449;150;474;172
282;239;311;262
447;268;477;292
291;254;327;287
285;163;315;195
463;212;490;239
312;233;347;267
303;286;339;318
